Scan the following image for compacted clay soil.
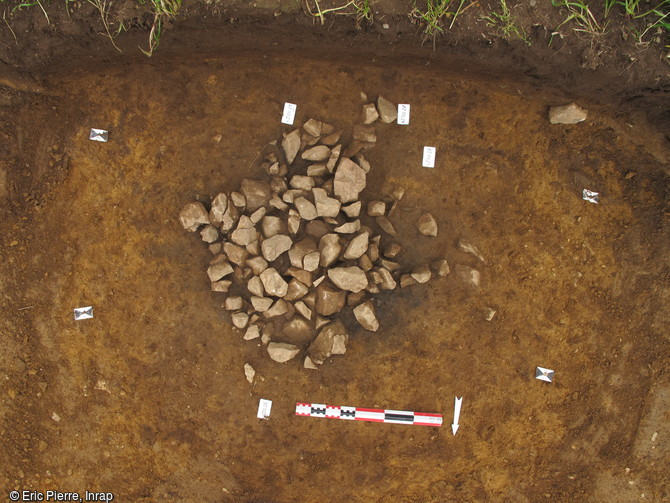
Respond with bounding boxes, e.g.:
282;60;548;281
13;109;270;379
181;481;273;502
0;3;669;502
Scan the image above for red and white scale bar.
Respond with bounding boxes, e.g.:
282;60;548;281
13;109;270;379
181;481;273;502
296;402;443;427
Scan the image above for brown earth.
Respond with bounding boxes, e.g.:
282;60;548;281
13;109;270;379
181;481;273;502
1;1;669;502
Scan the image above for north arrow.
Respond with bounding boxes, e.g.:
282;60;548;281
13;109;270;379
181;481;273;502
451;397;463;435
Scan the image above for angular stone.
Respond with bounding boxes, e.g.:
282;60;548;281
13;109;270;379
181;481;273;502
294;301;313;321
304;356;319;369
458;238;485;262
251;296;273;312
376;95;397;123
230;227;257;247
455;265;480;288
220;202;240;232
264;299;290;318
319;234;342;267
303;118;323;137
400;274;416;288
367;242;379;262
307;163;328;177
383;242;402;259
244;324;261;341
302;290;317;310
352;124;377;143
247;241;261;257
282;129;301;165
207;259;234;282
431;259;450;277
260;268;289;297
200;224;219;243
250;207;266;224
209;193;229;227
294;197;318;221
306;220;331;240
354;154;371;174
359;254;373;271
209;242;222;255
237;215;254;229
302;131;319;148
353;301;379;331
411;264;431;284
326;144;342;173
334;219;361;234
232;312;249;329
244;363;255;383
334;158;367;204
290;175;315;191
223;242;248;266
343;231;370;260
285;279;309;301
261;323;275;345
286;267;313;286
267;342;300;362
241;179;272;212
414;213;437;238
288;238;317;268
312;188;341;218
303;251;321;272
362;103;379;124
308;320;349;364
270;177;288;194
248;275;265;297
225;296;244;311
549;102;588;124
302;145;331;161
376;216;398;237
269;195;289;211
211;280;232;293
327;267;368;293
379;259;400;272
287;209;301;235
246;256;268;275
342;201;362;218
321;129;342;146
262;215;285;238
313;276;325;288
375;267;397;290
230;192;246;209
315;282;346;316
179;201;210;232
280;318;314;345
261;234;293;262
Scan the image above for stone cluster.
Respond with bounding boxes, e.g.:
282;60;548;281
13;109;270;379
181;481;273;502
179;99;450;368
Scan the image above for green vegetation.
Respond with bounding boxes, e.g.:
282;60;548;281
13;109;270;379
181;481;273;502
139;0;182;56
305;0;374;26
482;0;531;45
551;0;608;42
410;0;472;45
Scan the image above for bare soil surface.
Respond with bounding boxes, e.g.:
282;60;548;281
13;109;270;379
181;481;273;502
1;2;669;502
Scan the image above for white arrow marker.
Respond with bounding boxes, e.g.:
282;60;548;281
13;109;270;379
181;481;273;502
452;397;463;435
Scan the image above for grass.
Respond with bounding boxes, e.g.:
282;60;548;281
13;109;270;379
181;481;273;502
305;0;374;27
482;0;531;45
87;0;125;52
139;0;182;56
410;0;472;45
550;0;608;44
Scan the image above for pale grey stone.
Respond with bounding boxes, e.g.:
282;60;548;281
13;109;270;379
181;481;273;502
318;233;342;267
549;102;588;124
327;267;368;293
290;175;315;191
308;320;348;364
251;296;273;312
376;95;397;123
326;144;342;173
244;363;255;383
431;259;450;277
260;268;289;297
376;216;398;237
315;282;346;316
367;201;386;217
261;234;293;262
294;196;318;221
223;242;248;266
302;145;331;161
411;264;431;284
416;212;438;236
262;215;285;238
303;118;323;137
342;201;362;218
353;301;379;331
343;231;370;260
312;188;341;218
207;259;233;282
303;251;321;272
230;227;257;246
362;103;379;124
179;201;210;232
241;179;272;212
200;224;219;243
225;296;244;311
334;219;361;234
282;129;301;165
209;193;228;227
334;158;366;203
232;312;250;329
246;256;269;275
244;324;261;340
